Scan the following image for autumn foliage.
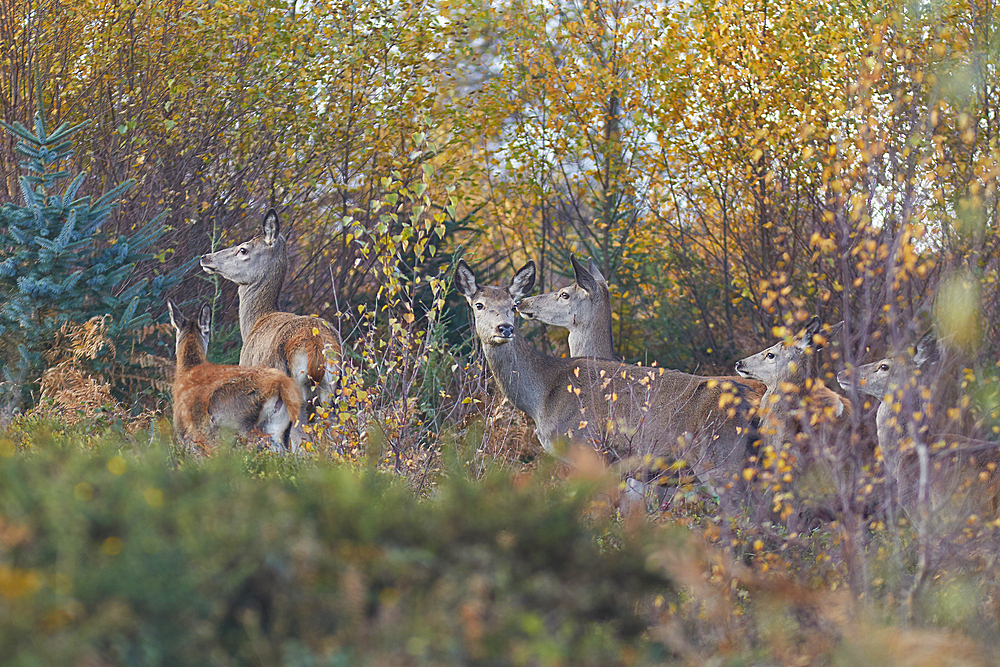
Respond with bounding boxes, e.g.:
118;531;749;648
2;0;1000;661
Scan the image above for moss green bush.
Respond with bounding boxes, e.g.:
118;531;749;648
0;427;672;665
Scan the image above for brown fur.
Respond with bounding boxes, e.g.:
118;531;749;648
200;209;341;430
169;302;302;453
243;312;338;386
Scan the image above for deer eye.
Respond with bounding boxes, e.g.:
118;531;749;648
765;352;774;360
879;363;889;371
560;292;569;299
238;247;248;255
475;302;485;311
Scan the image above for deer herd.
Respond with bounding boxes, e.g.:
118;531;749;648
169;209;997;528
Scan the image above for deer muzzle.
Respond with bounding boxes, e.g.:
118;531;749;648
836;369;852;391
200;253;219;274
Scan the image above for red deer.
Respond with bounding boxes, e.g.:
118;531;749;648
517;254;766;396
455;259;759;506
735;317;855;530
736;317;852;450
168;301;303;453
837;331;939;461
517;255;616;359
837;332;1000;517
200;209;341;435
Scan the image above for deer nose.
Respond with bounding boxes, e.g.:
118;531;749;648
734;360;744;372
497;323;514;338
836;369;854;391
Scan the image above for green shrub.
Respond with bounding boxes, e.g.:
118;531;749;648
0;429;673;665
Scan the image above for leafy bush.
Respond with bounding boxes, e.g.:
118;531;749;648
0;427;673;665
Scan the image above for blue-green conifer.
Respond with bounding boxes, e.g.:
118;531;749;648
1;112;188;413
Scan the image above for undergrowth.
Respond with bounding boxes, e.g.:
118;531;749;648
1;415;1000;665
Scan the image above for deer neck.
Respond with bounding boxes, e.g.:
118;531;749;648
567;285;615;359
237;266;286;340
569;310;614;359
175;336;207;375
482;335;556;422
760;369;809;411
568;329;615;359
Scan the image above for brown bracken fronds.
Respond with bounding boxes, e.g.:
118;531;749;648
32;316;125;426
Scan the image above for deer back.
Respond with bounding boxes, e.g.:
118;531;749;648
173;363;302;444
240;311;341;381
546;359;758;478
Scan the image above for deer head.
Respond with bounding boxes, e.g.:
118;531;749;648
455;259;536;347
735;317;843;388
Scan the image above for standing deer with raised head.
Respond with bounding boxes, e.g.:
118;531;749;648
456;259;758;502
169;301;303;453
837;330;938;456
201;209;341;433
839;331;1000;604
735;317;855;529
836;332;998;511
735;317;852;445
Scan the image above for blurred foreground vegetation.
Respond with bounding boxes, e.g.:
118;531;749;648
0;414;999;666
0;416;668;665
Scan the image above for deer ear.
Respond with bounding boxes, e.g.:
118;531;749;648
814;320;844;350
795;316;823;350
455;260;479;300
263;209;281;246
913;330;939;368
198;305;212;337
508;261;536;301
587;257;608;285
167;300;185;331
571;255;600;295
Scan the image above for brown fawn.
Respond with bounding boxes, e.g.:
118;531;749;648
169;301;303;453
200;209;341;435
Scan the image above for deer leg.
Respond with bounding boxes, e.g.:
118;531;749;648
286;351;314;448
318;366;338;408
258;394;293;453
